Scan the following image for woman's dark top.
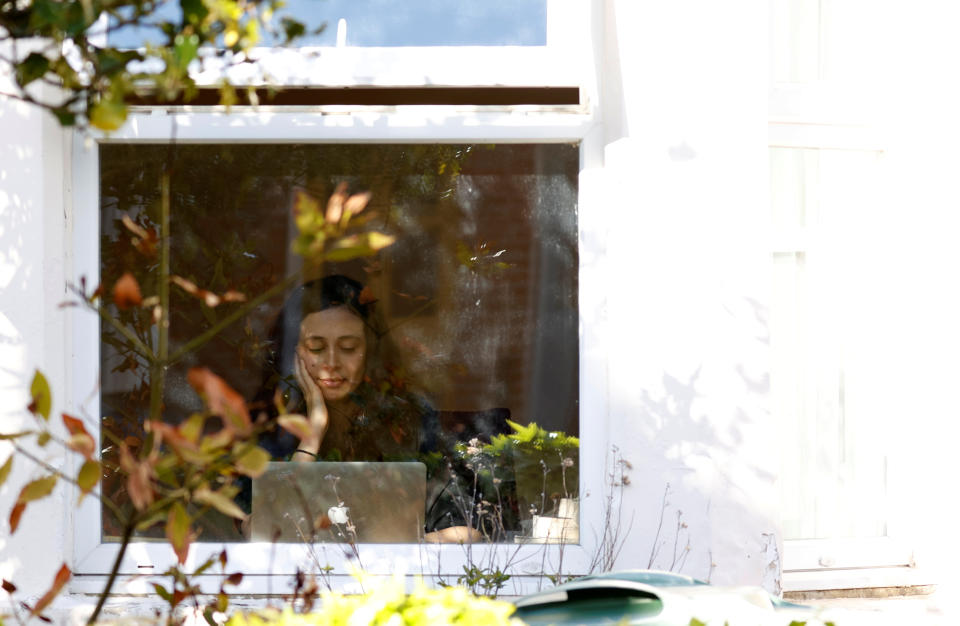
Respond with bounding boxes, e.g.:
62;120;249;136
245;384;515;536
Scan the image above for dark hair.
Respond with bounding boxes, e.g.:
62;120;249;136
258;275;423;430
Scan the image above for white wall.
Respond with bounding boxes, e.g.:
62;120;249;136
0;64;74;603
599;0;776;589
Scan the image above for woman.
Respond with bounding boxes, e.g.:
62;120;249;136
257;275;481;543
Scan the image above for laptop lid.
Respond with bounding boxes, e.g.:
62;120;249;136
251;461;427;543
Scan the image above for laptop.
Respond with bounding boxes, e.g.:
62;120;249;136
250;461;427;543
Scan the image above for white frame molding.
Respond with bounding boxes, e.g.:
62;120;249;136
770;118;930;592
68;104;607;596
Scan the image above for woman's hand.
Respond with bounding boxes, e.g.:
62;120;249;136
292;349;328;462
424;525;483;544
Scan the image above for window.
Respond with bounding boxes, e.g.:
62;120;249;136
770;0;929;591
66;0;600;589
97;142;579;544
69;99;602;591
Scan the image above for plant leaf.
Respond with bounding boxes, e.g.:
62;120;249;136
63;413;95;459
0;456;12;487
166;502;193;565
89;94;128;131
15;53;50;87
324;232;396;262
234;445;270;478
112;272;142;309
0;432;33;440
8;502;26;533
187;368;251;435
77;460;100;498
30;565;70;616
193;486;246;520
29;371;52;420
18;475;57;503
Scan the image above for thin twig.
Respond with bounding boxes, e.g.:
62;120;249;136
11;441;127;522
648;483;670;568
168;271;302;365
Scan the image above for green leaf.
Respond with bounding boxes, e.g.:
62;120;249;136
29;371;51;420
135;509;168;532
193;486;246;519
18;475;57;503
193;555;218;576
15;53;50;87
152;583;173;603
51;107;77;127
95;48;141;77
89;95;128;132
234;446;270;478
36;431;51;447
77;460;100;496
0;456;12;487
173;33;200;71
180;0;210;24
324;232;397;262
166;502;193;565
280;17;305;44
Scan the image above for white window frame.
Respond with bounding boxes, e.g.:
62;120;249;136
99;0;590;91
769;118;931;592
66;101;607;596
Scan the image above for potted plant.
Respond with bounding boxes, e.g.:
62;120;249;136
456;421;579;543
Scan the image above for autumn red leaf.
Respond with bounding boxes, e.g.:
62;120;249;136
121;215;158;257
62;414;95;459
30;564;70;616
171;276;224;307
187;368;251;436
357;286;377;305
113;272;142;309
225;572;243;586
2;579;16;593
8;502;25;533
119;446;154;511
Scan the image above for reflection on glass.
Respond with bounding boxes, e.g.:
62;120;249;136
99;143;579;543
109;0;547;48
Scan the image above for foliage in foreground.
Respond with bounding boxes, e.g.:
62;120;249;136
1;0;315;130
227;577;522;626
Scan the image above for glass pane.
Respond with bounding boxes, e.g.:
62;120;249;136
771;147;888;540
98;143;579;544
109;0;547;48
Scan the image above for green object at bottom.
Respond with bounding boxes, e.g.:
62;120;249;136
514;595;665;625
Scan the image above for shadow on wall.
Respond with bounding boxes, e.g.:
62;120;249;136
601;295;779;592
0;95;41;412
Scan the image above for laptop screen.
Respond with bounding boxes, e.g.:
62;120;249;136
251;461;427;543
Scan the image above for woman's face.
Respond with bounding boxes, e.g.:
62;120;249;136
297;306;367;406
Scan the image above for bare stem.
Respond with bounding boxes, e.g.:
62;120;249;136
87;516;137;625
93;303;156;363
167;271;302;365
